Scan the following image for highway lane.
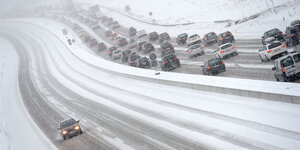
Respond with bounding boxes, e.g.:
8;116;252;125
0;30;116;150
3;21;300;149
59;17;276;81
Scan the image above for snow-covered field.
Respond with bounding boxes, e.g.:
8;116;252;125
76;0;300;38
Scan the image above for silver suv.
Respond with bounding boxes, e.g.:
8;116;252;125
272;53;300;82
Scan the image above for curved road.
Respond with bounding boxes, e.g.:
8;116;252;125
1;20;300;150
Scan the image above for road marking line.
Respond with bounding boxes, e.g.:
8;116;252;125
114;138;124;143
96;127;103;132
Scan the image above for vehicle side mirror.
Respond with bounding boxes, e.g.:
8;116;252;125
57;127;60;130
272;67;276;71
200;65;204;67
77;120;80;123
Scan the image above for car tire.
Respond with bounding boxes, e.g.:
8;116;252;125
263;55;269;62
275;75;279;81
259;55;264;62
63;136;66;140
223;67;226;72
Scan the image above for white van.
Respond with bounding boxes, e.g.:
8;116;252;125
272;52;300;82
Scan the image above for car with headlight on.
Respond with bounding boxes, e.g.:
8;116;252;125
57;118;82;140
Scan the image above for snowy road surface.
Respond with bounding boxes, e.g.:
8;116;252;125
0;37;56;150
1;18;300;149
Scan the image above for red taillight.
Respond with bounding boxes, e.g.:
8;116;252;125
207;66;211;70
281;68;285;72
220;51;225;53
220;38;224;40
205;38;208;40
281;44;286;48
231;46;236;49
173;57;179;60
163;62;169;64
221;61;224;64
267;49;273;53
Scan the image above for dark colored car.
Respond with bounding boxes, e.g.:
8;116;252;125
57;118;82;140
160;54;180;71
121;49;132;63
290;20;300;41
116;37;128;47
89;38;98;48
106;17;113;26
100;16;108;22
176;33;188;45
202;58;226;75
149;53;158;67
142;43;155;54
137;57;151;68
149;32;159;42
129;27;137;37
218;31;235;45
105;30;113;38
262;28;284;45
129;52;141;67
203;32;218;46
112;21;120;29
160;42;175;56
108;46;117;57
97;43;107;52
159;32;171;44
137;41;147;52
83;35;91;43
284;26;299;46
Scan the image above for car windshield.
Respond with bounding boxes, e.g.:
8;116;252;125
190;34;198;38
221;44;232;50
268;42;282;49
114;50;121;54
190;44;200;50
280;56;294;67
150;32;157;35
208;59;220;66
60;119;77;129
266;29;280;36
146;43;152;47
139;58;147;63
178;33;187;38
161;43;171;49
206;33;215;37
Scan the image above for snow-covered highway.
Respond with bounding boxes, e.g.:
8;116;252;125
1;18;300;150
